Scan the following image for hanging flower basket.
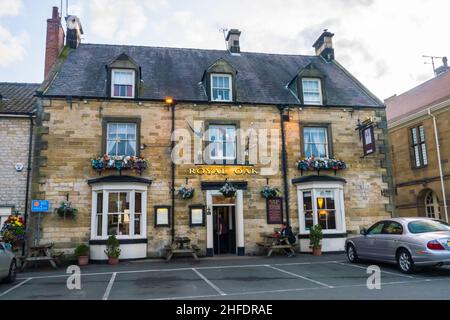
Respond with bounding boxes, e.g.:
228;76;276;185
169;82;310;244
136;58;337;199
261;186;282;199
54;201;78;219
296;157;346;175
220;181;237;198
0;215;26;251
178;185;195;199
91;154;149;175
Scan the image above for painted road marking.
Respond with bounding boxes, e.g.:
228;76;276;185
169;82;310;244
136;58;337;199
265;265;334;288
192;268;226;296
0;278;32;298
102;272;117;300
337;262;416;279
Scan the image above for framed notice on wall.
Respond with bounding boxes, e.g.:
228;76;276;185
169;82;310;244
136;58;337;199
155;206;171;227
266;197;283;225
189;205;205;227
362;126;375;156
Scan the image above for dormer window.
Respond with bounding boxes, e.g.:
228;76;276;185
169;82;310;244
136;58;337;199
111;69;135;98
302;78;322;105
211;73;232;102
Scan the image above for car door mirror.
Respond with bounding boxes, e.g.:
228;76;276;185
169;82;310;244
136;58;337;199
360;228;368;236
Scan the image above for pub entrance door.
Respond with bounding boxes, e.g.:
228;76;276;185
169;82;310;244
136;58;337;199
213;205;236;255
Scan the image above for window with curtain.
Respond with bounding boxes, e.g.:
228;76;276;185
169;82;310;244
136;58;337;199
209;124;236;161
112;69;135;98
303;127;329;158
302;78;322;105
106;123;137;157
211;74;232;102
411;125;428;168
300;189;339;232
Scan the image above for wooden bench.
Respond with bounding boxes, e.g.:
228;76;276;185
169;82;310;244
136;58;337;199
258;234;297;257
165;244;200;262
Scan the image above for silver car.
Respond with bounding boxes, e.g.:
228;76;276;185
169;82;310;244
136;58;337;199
345;218;450;274
0;242;17;283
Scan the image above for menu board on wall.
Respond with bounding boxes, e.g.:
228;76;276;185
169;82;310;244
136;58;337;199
266;197;283;225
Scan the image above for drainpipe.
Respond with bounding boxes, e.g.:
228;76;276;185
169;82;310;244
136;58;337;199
23;116;34;256
428;108;449;223
278;105;290;225
171;103;176;243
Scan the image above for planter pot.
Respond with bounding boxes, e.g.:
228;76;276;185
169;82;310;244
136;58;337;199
77;256;89;266
312;247;322;256
108;257;119;265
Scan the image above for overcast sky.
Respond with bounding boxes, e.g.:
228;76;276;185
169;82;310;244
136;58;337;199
0;0;449;100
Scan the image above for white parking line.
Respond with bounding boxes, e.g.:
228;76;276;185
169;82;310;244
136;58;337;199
265;265;334;288
336;262;416;279
192;268;227;296
102;272;117;301
0;277;32;298
154;277;445;300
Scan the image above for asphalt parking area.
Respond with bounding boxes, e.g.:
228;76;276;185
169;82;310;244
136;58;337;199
1;254;450;300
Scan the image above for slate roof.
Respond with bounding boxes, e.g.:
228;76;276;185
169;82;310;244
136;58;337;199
0;82;40;114
42;43;383;108
385;70;450;123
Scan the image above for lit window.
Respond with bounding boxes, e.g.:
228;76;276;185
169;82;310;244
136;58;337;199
211;74;232;102
209;124;236;161
106;123;137;157
111;69;135;98
304;127;329;158
302;78;322;105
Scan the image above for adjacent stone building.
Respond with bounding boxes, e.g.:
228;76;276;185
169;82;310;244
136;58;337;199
33;9;393;260
386;58;450;222
0;82;39;231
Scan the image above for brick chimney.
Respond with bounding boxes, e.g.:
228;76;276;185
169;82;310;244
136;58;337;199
226;29;241;54
44;6;65;79
313;29;335;62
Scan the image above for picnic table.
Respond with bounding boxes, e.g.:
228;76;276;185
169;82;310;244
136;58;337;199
164;237;200;262
257;233;296;257
21;243;60;271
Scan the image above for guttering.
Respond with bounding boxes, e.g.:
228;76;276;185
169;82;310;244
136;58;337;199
428;108;449;223
170;103;176;243
0;112;35;118
277;105;290;225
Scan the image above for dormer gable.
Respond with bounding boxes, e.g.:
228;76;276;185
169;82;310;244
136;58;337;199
288;62;327;106
201;58;237;103
106;53;141;99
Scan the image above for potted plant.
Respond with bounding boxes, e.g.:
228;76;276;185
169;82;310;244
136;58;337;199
219;181;237;198
74;243;90;266
104;235;121;265
0;215;26;252
309;224;323;256
54;201;78;219
178;185;195;199
260;186;282;199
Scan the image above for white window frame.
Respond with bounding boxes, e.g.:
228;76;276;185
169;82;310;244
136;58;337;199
210;73;233;102
0;207;13;231
106;122;137;157
111;69;135;99
90;183;147;240
302;78;323;105
296;181;346;235
303;126;329;158
208;124;237;161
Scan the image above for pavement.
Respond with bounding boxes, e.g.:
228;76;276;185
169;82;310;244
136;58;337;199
1;253;450;300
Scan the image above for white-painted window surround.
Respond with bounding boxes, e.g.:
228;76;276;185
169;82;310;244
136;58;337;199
111;69;135;98
208;124;237;161
0;207;12;231
302;78;323;105
91;183;147;240
211;73;232;102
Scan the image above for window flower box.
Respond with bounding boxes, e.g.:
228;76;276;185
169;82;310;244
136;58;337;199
91;154;148;175
296;157;346;175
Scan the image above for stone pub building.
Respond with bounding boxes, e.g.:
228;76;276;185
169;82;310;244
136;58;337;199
34;7;393;260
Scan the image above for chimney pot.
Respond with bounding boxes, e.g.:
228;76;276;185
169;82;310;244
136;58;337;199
226;29;241;54
313;30;335;61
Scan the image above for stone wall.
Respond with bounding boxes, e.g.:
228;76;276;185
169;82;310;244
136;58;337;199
34;98;392;255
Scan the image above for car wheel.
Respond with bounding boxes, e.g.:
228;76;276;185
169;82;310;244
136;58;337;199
397;249;416;274
346;244;359;263
6;260;17;283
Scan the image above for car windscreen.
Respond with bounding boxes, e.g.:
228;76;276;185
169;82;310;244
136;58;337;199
407;220;450;234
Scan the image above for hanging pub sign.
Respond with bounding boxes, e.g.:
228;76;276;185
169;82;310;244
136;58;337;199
266;197;283;225
362;125;375;156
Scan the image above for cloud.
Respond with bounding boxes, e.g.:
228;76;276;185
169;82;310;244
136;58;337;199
89;0;148;41
0;26;27;67
0;0;22;16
